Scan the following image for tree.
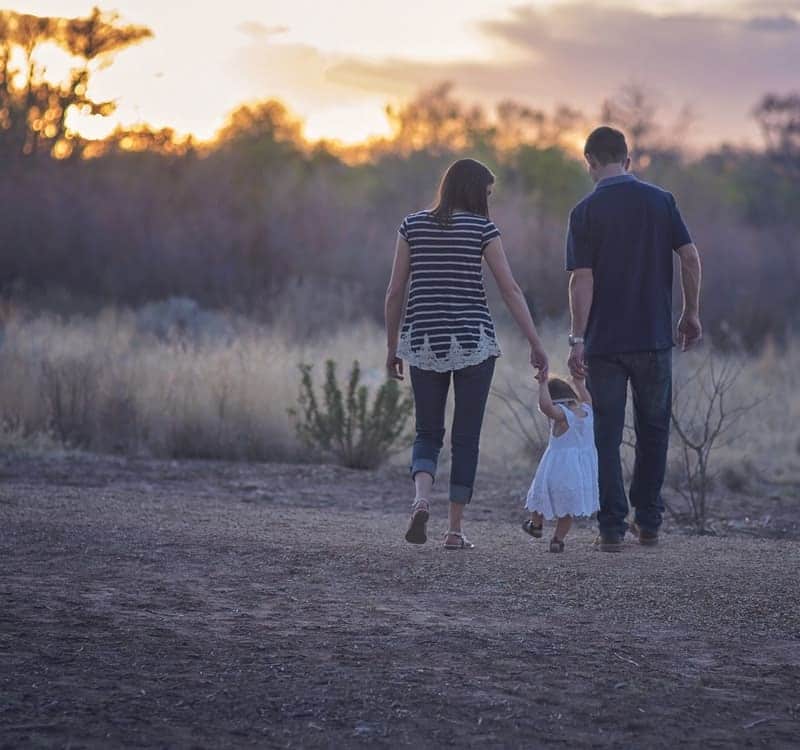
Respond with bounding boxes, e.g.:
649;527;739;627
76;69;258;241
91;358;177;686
495;101;585;151
383;82;492;156
668;354;758;533
0;7;151;160
600;83;692;168
215;99;304;149
753;93;800;173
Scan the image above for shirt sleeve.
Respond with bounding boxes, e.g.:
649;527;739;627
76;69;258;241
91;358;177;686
668;194;692;250
398;216;409;241
481;220;501;249
565;205;593;270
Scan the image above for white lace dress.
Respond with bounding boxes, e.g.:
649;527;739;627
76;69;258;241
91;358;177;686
525;403;600;519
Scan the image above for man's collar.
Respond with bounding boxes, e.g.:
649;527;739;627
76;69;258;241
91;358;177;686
595;173;637;190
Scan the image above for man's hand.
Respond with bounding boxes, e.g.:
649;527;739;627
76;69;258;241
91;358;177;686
568;342;587;379
530;343;549;381
386;350;404;380
677;312;702;351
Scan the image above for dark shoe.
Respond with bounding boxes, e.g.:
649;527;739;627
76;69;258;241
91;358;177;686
405;499;429;544
638;528;659;546
599;534;624;553
522;519;543;539
549;537;565;553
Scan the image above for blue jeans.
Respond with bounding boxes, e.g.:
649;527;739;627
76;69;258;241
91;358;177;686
409;356;496;504
587;349;672;538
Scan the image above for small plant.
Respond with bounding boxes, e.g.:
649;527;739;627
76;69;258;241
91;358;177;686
289;360;413;469
491;378;550;461
667;354;758;534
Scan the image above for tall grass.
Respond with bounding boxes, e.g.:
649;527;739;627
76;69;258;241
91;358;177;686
0;304;795;486
0;305;386;461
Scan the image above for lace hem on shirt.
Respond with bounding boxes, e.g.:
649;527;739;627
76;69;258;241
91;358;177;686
397;324;501;372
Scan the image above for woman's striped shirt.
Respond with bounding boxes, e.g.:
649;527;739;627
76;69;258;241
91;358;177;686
397;210;502;372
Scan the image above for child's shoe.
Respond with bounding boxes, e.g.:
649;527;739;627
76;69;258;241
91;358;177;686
522;519;543;538
549;537;565;553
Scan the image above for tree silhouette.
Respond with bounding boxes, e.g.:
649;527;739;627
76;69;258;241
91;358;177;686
0;7;151;160
384;82;492;155
753;93;800;173
601;83;693;168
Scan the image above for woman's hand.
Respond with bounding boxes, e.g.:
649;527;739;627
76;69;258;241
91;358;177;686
386;350;404;380
530;342;549;381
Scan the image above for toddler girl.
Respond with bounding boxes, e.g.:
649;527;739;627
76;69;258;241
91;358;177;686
522;373;599;552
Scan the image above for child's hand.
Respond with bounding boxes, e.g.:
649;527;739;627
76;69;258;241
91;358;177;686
535;369;548;384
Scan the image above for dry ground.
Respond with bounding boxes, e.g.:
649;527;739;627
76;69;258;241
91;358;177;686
1;454;799;749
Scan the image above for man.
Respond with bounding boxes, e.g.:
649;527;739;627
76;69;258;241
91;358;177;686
566;126;702;552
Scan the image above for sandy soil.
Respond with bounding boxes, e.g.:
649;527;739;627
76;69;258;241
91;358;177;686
1;454;799;749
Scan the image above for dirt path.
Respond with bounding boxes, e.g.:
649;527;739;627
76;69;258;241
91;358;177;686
2;455;799;748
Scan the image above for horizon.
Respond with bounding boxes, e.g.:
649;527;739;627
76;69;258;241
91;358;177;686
6;0;800;150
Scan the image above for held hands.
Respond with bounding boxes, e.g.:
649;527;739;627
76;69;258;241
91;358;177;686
386;349;404;380
678;311;702;351
567;342;587;379
530;342;549;382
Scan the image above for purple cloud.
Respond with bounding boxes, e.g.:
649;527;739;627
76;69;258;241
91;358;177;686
327;3;800;145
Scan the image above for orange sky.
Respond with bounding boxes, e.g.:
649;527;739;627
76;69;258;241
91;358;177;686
9;1;800;147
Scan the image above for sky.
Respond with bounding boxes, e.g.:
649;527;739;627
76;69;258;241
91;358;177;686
9;0;800;147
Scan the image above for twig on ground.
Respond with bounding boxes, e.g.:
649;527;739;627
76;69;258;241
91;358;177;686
612;652;641;667
743;717;773;729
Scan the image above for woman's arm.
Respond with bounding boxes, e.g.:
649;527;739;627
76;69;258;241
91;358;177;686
384;234;411;379
538;377;566;423
484;237;548;379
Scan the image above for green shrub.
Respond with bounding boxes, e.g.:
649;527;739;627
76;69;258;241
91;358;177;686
289;360;413;469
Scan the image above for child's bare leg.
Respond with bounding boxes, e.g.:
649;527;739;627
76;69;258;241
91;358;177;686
554;515;573;541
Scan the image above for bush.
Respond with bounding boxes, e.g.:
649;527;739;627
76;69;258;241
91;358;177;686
290;360;413;469
667;354;758;533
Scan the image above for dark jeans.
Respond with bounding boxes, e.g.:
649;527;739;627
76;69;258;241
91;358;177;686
587;349;672;538
409;356;496;504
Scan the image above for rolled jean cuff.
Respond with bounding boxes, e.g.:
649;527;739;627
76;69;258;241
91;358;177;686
449;483;473;505
410;458;438;483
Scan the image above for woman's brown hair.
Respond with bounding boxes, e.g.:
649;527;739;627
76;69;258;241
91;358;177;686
430;158;495;225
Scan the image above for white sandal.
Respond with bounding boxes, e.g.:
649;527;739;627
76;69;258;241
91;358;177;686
443;530;474;550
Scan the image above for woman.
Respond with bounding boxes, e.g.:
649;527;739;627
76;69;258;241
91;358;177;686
385;158;549;549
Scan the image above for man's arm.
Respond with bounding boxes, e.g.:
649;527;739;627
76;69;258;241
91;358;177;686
676;242;702;351
568;268;593;377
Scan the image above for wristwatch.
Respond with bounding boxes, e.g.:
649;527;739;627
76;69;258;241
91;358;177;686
568;335;584;347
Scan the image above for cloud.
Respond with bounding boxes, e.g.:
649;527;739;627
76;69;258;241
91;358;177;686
735;0;800;14
226;3;800;146
327;3;800;144
232;37;381;111
745;15;799;32
237;21;289;40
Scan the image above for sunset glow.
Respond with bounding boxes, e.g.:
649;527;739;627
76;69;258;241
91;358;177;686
8;0;800;146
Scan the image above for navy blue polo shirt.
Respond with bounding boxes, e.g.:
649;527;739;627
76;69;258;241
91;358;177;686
566;173;692;356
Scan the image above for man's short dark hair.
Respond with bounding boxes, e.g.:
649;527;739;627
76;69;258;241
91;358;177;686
584;126;628;165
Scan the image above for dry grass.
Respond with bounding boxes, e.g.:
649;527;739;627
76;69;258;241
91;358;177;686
0;307;387;461
0;305;796;488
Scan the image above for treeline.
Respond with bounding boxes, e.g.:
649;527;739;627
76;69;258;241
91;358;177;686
0;9;799;349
